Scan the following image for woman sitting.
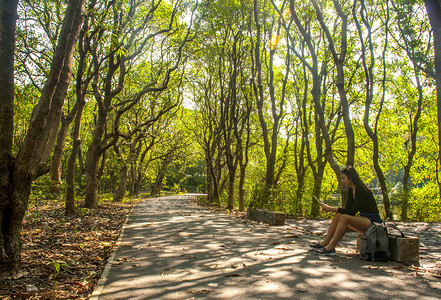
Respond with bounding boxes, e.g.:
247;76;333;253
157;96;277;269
310;165;382;255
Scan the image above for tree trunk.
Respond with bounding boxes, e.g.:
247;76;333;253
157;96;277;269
312;0;355;167
295;174;305;215
226;172;235;210
0;0;85;273
238;167;246;211
65;139;80;216
66;128;86;207
209;163;221;204
222;33;240;211
65;12;92;215
84;118;106;208
114;164;128;202
311;166;325;218
205;140;220;204
133;171;144;196
84;146;101;208
50;113;73;196
293;113;307;215
237;113;251;212
290;0;342;206
206;161;213;201
0;0;18;265
65;101;86;215
237;133;249;212
128;163;135;197
425;0;441;199
401;69;423;220
353;1;392;219
151;169;164;197
252;0;274;191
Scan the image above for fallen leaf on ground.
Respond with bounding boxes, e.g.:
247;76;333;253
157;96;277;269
284;234;300;238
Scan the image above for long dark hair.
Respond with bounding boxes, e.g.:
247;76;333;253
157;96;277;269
341;165;370;192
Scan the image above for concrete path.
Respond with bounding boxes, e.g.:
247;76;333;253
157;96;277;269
91;195;441;299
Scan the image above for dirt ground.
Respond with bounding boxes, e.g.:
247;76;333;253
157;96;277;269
0;198;138;299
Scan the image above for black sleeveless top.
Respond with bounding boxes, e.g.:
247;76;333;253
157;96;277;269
337;186;379;216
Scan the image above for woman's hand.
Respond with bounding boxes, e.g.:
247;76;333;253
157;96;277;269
320;203;337;213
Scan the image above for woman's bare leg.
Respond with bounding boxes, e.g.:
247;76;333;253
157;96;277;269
347;224;364;233
319;213;342;246
325;215;371;250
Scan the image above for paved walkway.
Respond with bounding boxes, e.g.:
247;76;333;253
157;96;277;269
91;195;441;299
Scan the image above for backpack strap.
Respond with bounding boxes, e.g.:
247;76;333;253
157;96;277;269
385;222;405;237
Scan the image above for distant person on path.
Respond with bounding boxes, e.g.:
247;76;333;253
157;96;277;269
310;165;382;256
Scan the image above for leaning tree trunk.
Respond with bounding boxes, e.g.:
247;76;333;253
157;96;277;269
0;0;85;273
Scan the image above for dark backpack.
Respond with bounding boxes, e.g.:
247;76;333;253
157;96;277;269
360;222;389;262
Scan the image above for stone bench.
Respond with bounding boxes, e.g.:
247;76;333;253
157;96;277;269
247;208;285;225
388;235;419;263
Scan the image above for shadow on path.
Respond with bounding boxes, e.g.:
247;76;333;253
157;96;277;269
91;195;441;299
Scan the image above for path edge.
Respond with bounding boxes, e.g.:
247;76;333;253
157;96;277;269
89;204;135;299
